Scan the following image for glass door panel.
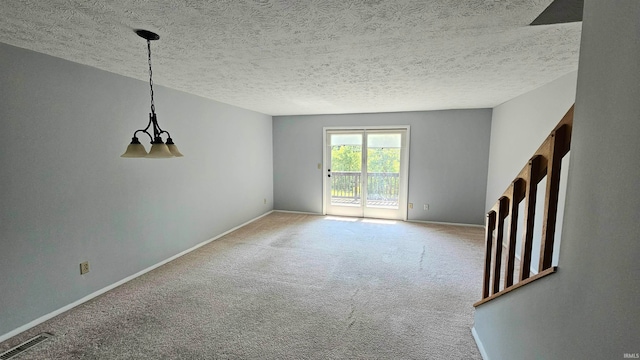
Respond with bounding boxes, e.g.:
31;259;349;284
326;132;364;217
366;132;402;209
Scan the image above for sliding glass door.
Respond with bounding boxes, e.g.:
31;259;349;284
324;128;409;220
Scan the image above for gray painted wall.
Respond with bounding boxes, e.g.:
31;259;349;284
474;1;640;359
273;110;492;224
485;71;577;211
0;43;273;337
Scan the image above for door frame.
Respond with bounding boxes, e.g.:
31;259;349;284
322;125;410;221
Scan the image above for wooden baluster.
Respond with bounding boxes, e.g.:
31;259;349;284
519;155;545;281
492;197;510;294
482;211;497;299
504;179;525;288
539;125;569;271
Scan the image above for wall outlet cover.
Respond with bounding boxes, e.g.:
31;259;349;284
80;261;89;275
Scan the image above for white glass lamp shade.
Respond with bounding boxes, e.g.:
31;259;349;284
166;138;183;157
121;138;148;158
167;144;183;157
146;141;174;158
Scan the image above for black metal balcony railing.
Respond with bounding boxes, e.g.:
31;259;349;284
331;171;399;201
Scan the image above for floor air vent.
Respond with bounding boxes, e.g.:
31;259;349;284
0;333;53;359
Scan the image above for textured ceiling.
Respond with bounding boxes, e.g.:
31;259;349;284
0;0;581;116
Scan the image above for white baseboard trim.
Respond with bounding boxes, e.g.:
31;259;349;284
0;210;274;344
472;326;489;360
273;210;323;216
408;219;485;228
274;212;483;228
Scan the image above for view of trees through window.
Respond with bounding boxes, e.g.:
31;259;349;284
329;132;403;204
330;145;400;173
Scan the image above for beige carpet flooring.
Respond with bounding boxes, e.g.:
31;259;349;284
1;212;485;359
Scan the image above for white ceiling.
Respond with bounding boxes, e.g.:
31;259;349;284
0;0;581;116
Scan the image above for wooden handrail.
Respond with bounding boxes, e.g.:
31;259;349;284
474;105;573;307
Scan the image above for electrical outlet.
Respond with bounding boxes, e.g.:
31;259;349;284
263;198;267;204
408;203;413;209
80;261;90;275
424;204;429;211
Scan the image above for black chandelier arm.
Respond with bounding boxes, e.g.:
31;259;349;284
150;113;166;139
158;130;172;138
133;129;154;143
131;113;155;142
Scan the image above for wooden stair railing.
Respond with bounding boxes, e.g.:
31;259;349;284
474;105;574;307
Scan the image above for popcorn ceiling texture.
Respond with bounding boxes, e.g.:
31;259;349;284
0;0;581;115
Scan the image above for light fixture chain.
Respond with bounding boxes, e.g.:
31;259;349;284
147;39;155;115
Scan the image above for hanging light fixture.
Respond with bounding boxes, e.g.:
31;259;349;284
122;29;183;158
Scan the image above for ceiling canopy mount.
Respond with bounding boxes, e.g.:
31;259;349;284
134;29;160;41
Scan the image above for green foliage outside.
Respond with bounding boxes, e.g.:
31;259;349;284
367;147;400;173
331;145;361;172
331;145;400;173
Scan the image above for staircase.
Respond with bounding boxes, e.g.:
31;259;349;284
475;105;574;306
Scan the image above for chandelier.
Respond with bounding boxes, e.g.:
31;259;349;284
121;29;183;158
